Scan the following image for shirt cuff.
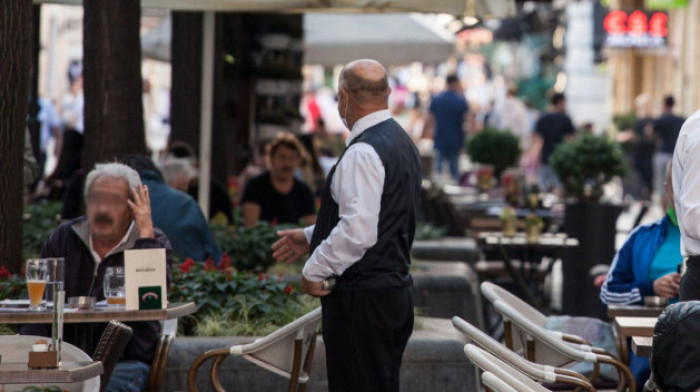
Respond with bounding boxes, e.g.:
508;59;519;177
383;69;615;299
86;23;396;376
302;255;335;283
303;225;315;244
639;279;655;297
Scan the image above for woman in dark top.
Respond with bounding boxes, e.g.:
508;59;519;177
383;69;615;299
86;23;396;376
240;132;316;227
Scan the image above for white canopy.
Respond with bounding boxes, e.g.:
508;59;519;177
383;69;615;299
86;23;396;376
304;13;455;66
35;0;516;18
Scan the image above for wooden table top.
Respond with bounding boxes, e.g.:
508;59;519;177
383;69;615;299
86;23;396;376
0;361;103;384
0;302;197;324
631;336;653;358
607;305;665;318
614;316;657;338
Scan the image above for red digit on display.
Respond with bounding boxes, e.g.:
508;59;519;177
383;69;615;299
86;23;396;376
649;12;668;37
627;10;648;37
604;10;627;35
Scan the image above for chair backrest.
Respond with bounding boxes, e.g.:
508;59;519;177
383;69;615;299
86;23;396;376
464;344;549;392
0;335;100;392
93;321;133;392
237;307;322;381
481;281;547;327
482;371;519;392
492;299;593;368
146;318;178;392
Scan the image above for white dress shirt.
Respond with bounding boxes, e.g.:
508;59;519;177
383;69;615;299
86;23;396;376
301;110;391;282
673;108;700;256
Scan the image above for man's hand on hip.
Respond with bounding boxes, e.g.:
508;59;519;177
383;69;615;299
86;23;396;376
272;228;310;264
301;275;331;297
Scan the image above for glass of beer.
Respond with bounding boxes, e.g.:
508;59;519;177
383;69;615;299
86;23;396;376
26;259;49;311
104;267;125;307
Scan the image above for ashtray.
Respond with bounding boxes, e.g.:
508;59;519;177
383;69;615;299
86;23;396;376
68;296;96;310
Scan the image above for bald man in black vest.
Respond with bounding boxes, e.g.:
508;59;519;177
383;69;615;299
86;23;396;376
272;59;421;392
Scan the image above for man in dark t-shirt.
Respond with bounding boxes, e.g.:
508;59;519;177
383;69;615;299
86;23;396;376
240;132;316;227
653;95;685;197
428;74;469;181
532;93;575;192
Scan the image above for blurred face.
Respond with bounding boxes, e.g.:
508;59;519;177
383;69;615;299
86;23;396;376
86;176;133;243
269;146;301;180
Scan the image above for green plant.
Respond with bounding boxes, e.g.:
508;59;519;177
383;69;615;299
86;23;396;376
612;112;636;132
22;201;62;259
169;257;315;336
550;135;628;202
466;127;521;178
0;266;26;300
211;222;296;272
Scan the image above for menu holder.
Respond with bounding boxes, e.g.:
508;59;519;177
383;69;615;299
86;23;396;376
28;351;58;369
124;249;167;311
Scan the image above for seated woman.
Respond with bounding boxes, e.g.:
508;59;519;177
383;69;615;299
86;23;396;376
240;132;317;227
600;162;681;391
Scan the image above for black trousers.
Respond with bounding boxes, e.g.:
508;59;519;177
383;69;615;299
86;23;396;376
681;257;700;301
321;285;414;392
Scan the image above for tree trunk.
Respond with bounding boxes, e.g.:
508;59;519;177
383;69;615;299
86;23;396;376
0;0;32;273
170;12;203;153
82;0;145;173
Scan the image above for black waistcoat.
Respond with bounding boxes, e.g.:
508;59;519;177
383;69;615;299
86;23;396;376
309;118;422;290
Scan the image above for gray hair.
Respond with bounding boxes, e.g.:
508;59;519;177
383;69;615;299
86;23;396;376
159;158;196;185
84;162;141;197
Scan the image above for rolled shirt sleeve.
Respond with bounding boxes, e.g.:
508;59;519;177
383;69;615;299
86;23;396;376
302;143;385;282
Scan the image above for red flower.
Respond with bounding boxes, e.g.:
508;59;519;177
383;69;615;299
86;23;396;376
179;259;195;274
226;270;233;281
0;266;11;280
284;284;294;295
257;272;266;282
218;253;231;270
204;257;215;271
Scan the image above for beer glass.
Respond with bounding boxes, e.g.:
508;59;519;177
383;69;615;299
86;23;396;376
103;267;125;307
26;259;49;311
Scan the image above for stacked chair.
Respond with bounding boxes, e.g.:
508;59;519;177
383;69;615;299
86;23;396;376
455;281;636;391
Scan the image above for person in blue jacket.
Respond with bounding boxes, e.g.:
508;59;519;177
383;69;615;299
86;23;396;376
600;162;681;391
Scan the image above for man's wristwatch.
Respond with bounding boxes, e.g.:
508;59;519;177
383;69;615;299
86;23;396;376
322;276;337;291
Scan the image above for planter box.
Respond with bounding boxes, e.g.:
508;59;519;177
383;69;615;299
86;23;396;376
413;260;483;329
162;317;475;392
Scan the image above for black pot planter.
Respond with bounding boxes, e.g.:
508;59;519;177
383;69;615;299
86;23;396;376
562;202;623;318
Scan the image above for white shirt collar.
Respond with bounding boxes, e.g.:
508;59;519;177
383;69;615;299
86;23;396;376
89;221;135;264
345;109;392;146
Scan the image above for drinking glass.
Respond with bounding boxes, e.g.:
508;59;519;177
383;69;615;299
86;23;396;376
103;267;125;307
26;259;49;311
44;257;65;306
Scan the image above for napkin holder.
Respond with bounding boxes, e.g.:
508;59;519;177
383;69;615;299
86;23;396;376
28;351;58;369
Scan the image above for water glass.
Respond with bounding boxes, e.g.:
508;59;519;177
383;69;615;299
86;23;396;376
26;259;49;311
44;257;65;305
103;267;125;307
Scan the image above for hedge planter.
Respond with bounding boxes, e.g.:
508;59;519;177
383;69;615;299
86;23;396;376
164;318;475;392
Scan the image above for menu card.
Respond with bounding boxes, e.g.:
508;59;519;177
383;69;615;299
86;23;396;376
124;249;167;311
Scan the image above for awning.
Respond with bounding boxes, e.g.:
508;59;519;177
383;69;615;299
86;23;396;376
304;13;455;65
35;0;516;18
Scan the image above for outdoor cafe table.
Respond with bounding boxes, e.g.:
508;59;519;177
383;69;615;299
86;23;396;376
0;302;197;324
607;305;665;318
631;336;653;358
478;232;579;311
0;361;103;385
613;316;657;338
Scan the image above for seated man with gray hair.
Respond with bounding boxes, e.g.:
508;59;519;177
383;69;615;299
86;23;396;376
20;162;174;392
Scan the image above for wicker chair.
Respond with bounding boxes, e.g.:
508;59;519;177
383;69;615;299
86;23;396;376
92;320;133;392
188;307;322;392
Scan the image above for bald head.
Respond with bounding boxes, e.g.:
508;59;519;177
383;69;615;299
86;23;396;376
340;59;390;106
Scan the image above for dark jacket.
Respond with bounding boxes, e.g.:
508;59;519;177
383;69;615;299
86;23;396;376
651;301;700;391
19;216;174;364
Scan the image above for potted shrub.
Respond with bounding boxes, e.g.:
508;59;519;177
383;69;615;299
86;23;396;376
466;127;521;180
549;135;627;317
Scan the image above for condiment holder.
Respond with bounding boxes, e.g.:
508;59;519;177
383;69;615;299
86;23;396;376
28;339;58;369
